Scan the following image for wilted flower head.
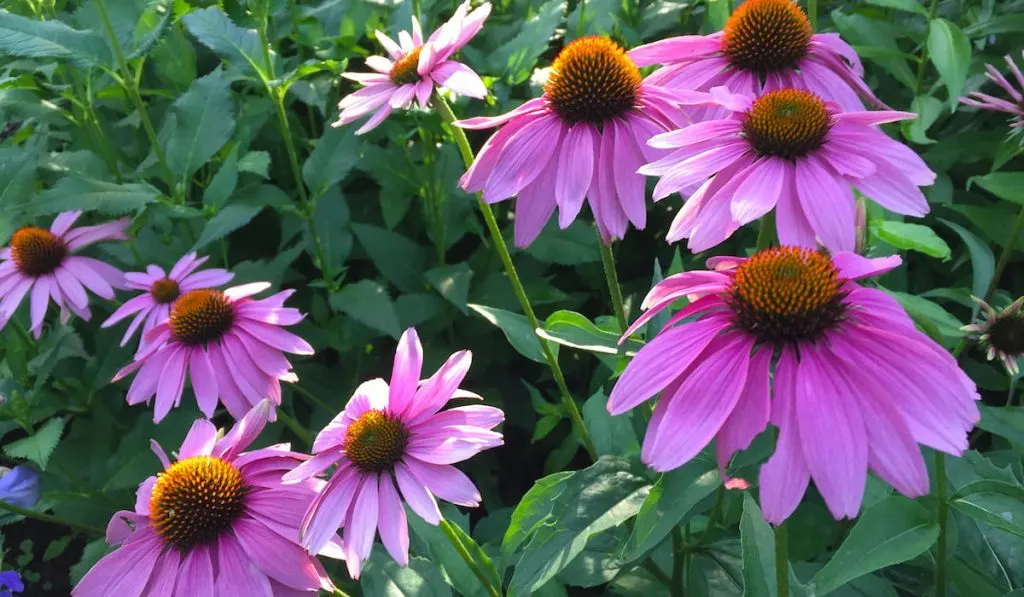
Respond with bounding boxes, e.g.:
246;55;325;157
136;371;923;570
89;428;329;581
72;402;339;597
609;248;979;524
0;466;40;509
960;52;1024;129
963;296;1024;375
640;87;934;253
335;1;491;134
102;252;233;352
284;328;503;579
112;282;313;422
0;211;128;337
629;0;882;114
458;36;690;245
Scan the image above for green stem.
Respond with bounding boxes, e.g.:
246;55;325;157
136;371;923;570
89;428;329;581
598;236;628;332
440;519;502;597
695;485;725;547
577;0;587;36
775;521;789;597
913;0;941;96
291;383;336;414
95;0;174;191
433;92;597;460
671;527;686;597
643;559;673;590
755;212;776;253
277;410;314;447
806;0;817;31
935;452;948;597
0;499;103;535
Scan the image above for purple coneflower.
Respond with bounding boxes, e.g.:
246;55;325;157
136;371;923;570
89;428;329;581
960;51;1024;129
609;247;979;524
0;211;127;337
102;252;233;351
112;282;313;422
284;328;503;579
641;87;935;253
963;296;1024;375
72;402;340;597
335;0;491;134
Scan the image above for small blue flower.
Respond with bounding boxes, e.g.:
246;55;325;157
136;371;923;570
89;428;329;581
0;569;23;596
0;466;40;509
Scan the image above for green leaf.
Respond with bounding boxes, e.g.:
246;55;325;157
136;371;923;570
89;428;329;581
740;493;777;597
312;187;353;275
502;470;575;565
468;304;548;364
809;496;939;595
971;171;1024;206
194;203;263;250
505;457;649;596
927;18;971;109
831;11;916;88
976;405;1024;446
937;218;995;303
949;480;1024;540
181;7;268;78
487;0;564;84
203;148;239;209
3;417;66;470
303;123;361;197
888;290;963;344
0;10;111;67
330;280;402;338
351;224;428;293
582;391;639;458
406;508;496;597
538;310;642;356
425;263;473;314
70;539;111;585
27;176;159;216
864;0;928;14
237;150;270;178
124;0;174;61
964;13;1024;37
162;68;236;182
361;550;452;597
525;221;600;265
870;220;951;259
901;95;943;144
622;454;719;562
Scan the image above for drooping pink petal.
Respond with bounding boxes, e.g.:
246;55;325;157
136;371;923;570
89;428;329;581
715;347;772;473
759;349;811;525
376;474;410;567
394;460;441;524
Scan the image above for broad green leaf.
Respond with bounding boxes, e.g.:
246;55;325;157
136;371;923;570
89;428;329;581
964;13;1024;37
396;293;445;329
971;171;1024;206
487;0;565;84
124;0;174;61
0;10;111;67
937;218;995;303
182;7;268;78
203;149;239;209
70;539;111;585
303;123;362;196
194;203;262;249
163;68;236;182
950;480;1024;539
468;304;549;364
947;204;1024;251
28;176;159;216
538;310;641;356
502;470;576;566
566;0;618;39
582;391;639;458
901;95;943;144
425;263;473;314
505;457;649;596
407;509;497;597
351;224;428;293
809;496;939;595
740;494;777;597
3;417;66;470
864;0;928;14
622;454;719;562
976;405;1024;446
927;18;971;109
870;220;951;259
238;150;270;178
330;280;402;338
312;186;352;275
831;11;916;88
361;550;452;597
525;221;600;265
888;290;963;344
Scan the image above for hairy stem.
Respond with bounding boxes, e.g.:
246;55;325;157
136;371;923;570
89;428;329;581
433;92;597;459
0;499;103;535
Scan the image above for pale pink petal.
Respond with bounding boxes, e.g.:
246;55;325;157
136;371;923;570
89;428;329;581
759;349;811;525
388;327;423;418
376;474;410;566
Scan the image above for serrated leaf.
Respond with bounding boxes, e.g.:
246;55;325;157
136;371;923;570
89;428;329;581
424;263;473;313
870;220;951;259
27;176;159;216
468;304;548;364
3;417;66;470
303;123;361;196
162;68;236;182
0;10;111;67
125;1;174;60
193;203;263;249
181;7;268;78
330;280;401;338
927;18;971;109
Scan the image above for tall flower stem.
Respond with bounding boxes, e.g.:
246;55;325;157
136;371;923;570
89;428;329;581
934;452;949;597
755;212;776;252
806;0;817;30
775;521;789;597
0;499;103;535
598;236;628;332
913;0;941;95
440;519;502;597
670;527;686;597
433;92;597;459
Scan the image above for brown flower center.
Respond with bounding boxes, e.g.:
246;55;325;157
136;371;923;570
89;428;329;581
10;227;67;276
544;36;642;125
169;290;234;345
150;277;180;304
729;247;846;343
149;456;248;551
389;47;424;85
722;0;812;73
989;313;1024;356
343;410;409;473
743;89;831;159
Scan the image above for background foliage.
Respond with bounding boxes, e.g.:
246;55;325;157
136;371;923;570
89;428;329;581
0;0;1022;594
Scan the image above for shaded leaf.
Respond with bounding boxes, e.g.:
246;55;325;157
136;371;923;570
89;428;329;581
0;10;111;67
468;304;548;364
28;176;159;216
330;280;402;338
927;19;971;109
3;417;66;470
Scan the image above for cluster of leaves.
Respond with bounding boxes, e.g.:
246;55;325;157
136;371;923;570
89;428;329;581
0;0;1022;595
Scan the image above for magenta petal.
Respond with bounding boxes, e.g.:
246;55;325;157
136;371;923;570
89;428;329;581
405;349;472;424
141;547;179;595
555;124;596;226
189;348;219;418
376;474;410;566
388;328;423;418
178;419;218;459
832;251;902;281
715;347;772;472
214;400;272;461
346;473;380;563
302;466;360;554
233;516;321;590
71;533;162;597
758;350;811;525
795;154;855;252
394;460;441;524
155;347;188;422
173;545;214;597
404;457;481;507
215;534;273;597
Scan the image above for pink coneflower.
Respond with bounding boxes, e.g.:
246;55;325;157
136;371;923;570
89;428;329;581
609;247;979;523
72;402;340;596
457;36;690;246
960;51;1024;129
0;211;128;338
283;328;503;579
334;0;491;134
629;0;882;113
963;296;1024;375
101;253;233;351
640;87;935;253
112;282;313;422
